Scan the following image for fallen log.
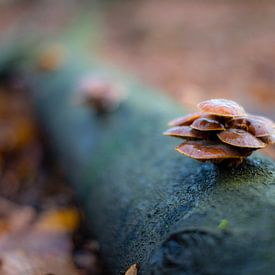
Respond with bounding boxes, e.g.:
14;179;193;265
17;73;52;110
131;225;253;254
28;55;275;275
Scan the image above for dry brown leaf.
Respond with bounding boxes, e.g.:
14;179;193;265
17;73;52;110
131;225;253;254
0;199;35;237
37;44;66;72
35;208;80;233
0;199;80;274
0;251;80;275
125;263;139;275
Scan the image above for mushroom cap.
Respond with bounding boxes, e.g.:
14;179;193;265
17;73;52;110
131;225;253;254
191;116;225;131
260;133;275;145
76;77;126;113
168;112;202;127
176;140;246;160
247;115;275;128
163;126;208;139
217;129;266;148
197;99;246;117
229;116;274;137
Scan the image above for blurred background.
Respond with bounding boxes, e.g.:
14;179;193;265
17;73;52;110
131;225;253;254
0;0;275;274
100;1;275;115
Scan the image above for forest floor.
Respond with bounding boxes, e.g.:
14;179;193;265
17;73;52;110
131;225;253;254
0;2;104;274
0;84;102;275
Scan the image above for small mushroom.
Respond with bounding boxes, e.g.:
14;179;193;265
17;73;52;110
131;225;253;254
248;115;275;128
164;98;275;165
191;116;225;131
75;77;126;114
260;133;275;145
217;129;266;148
176;140;247;160
197;99;246;117
168;112;202;127
229;116;274;137
163;126;208;139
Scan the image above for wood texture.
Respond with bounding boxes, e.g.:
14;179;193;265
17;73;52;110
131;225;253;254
29;57;275;275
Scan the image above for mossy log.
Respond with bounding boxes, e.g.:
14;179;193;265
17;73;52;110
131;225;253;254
28;57;275;275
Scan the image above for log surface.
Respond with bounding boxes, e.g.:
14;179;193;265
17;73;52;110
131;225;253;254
29;58;275;275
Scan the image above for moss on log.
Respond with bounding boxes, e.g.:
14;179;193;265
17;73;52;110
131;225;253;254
28;57;275;275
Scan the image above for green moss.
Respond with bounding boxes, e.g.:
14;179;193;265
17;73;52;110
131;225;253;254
218;219;230;230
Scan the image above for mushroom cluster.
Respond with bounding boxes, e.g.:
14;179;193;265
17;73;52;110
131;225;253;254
164;99;275;165
76;76;126;114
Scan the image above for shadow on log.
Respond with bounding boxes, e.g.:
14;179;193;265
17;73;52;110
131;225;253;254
28;56;275;274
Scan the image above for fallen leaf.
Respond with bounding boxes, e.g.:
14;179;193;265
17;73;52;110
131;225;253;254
35;208;80;233
0;250;79;275
125;263;139;275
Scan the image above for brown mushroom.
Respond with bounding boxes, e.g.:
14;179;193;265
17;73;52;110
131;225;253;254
229;116;274;137
248;115;275;128
164;98;275;165
176;140;246;160
197;99;246;117
260;133;275;145
191;116;225;131
217;129;266;148
76;77;125;114
168;112;202;127
163;126;208;139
